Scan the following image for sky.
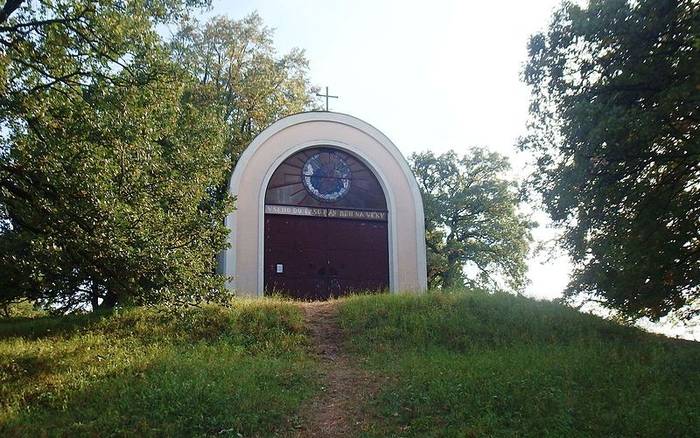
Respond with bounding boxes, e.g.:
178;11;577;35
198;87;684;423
201;0;697;339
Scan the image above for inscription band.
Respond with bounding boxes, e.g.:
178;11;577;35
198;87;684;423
264;204;387;221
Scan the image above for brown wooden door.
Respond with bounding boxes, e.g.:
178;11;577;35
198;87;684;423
264;214;389;300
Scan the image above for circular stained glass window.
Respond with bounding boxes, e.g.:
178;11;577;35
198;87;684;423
302;151;352;202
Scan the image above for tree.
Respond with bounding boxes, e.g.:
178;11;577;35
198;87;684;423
409;149;533;292
170;13;318;164
521;0;699;320
0;0;232;312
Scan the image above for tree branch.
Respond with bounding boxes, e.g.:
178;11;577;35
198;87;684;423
0;0;24;25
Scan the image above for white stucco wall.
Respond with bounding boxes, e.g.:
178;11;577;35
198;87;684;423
223;112;427;296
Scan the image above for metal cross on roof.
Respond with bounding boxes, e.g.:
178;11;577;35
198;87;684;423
316;86;338;111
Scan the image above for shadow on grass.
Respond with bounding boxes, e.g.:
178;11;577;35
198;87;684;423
1;341;316;437
0;311;115;340
0;302;318;436
0;348;86;383
361;342;700;437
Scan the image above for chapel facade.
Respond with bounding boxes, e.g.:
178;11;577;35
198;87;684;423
222;112;426;299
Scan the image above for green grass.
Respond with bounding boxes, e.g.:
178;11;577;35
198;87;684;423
3;291;699;437
338;292;700;437
0;300;316;437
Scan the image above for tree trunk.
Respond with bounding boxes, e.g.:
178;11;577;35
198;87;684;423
101;291;118;310
90;283;102;312
90;293;99;312
442;253;462;289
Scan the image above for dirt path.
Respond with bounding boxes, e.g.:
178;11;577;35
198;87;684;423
292;301;381;437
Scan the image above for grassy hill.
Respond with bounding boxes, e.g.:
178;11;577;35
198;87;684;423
1;292;698;437
0;300;316;436
339;293;699;437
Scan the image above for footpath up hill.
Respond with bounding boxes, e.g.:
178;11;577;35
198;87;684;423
1;292;698;437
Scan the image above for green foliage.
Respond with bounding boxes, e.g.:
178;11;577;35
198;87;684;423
409;149;533;291
0;1;233;311
170;13;319;163
521;0;700;320
338;292;700;437
0;300;44;318
0;300;316;436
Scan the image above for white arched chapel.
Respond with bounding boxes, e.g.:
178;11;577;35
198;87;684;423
221;112;427;298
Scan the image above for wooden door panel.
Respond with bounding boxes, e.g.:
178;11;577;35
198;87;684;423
329;249;388;281
264;247;326;279
326;220;387;251
265;216;327;250
264;214;388;299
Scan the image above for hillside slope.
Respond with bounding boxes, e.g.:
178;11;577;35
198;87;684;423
338;292;700;437
1;292;698;437
0;300;316;436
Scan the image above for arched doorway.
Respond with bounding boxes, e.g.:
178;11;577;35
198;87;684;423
223;112;427;297
263;147;389;299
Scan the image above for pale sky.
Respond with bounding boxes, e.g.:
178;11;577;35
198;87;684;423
204;0;697;339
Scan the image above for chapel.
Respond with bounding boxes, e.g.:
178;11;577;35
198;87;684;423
221;112;426;299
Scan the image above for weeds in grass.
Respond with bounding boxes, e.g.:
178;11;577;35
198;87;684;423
338;291;700;437
3;291;698;437
0;298;316;437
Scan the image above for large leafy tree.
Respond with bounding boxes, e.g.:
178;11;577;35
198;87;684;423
170;13;318;164
410;149;533;291
0;0;232;312
521;0;699;320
